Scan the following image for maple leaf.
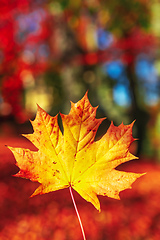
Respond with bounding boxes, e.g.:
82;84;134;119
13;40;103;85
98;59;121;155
9;92;144;211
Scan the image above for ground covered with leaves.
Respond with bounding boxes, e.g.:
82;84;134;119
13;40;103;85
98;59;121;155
0;136;160;240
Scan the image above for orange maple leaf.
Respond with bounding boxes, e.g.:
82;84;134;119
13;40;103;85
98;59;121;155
9;92;144;211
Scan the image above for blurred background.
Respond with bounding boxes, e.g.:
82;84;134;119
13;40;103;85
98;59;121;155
0;0;160;239
0;0;159;158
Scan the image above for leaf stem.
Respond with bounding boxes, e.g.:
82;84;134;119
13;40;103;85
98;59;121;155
69;186;86;240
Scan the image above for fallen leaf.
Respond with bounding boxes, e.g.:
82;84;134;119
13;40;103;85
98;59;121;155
8;92;144;211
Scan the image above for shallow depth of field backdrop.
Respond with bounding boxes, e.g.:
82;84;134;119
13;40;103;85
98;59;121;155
0;0;160;240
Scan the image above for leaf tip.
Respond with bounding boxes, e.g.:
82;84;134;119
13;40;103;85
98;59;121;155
36;104;46;114
85;89;89;95
36;103;41;108
7;145;13;152
139;172;147;177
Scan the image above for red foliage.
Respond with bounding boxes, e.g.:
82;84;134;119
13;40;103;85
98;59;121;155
0;0;52;122
115;28;156;65
0;0;156;123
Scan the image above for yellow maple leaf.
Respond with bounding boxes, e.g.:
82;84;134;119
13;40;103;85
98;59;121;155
9;92;144;211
